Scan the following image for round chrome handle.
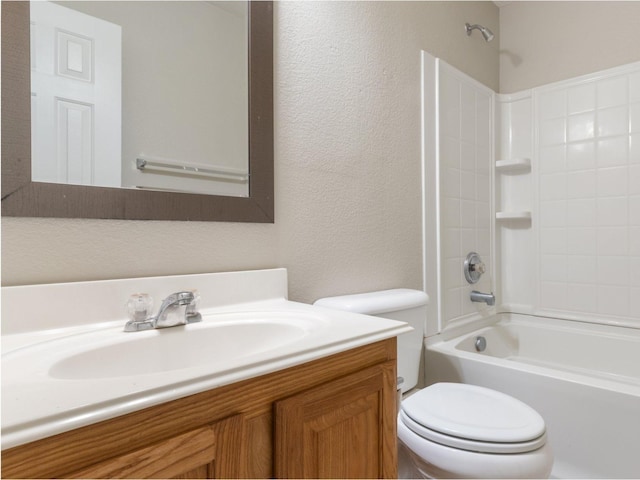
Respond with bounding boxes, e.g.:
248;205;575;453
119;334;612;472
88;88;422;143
464;252;486;284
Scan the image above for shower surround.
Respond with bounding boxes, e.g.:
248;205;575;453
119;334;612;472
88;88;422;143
498;61;640;328
422;52;495;336
423;54;640;478
424;54;640;333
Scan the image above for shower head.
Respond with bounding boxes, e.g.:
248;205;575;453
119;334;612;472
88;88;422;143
465;22;494;42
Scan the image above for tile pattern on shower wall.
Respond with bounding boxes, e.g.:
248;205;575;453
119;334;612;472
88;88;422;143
439;62;493;326
537;64;640;322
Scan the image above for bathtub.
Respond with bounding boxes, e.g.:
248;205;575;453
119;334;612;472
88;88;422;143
423;313;640;479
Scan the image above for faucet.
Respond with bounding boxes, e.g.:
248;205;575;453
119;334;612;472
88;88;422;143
125;291;202;332
470;290;495;306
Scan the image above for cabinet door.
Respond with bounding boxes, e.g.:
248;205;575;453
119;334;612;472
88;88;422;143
275;361;397;479
66;414;244;479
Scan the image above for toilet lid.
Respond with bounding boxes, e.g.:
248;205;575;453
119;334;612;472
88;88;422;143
400;383;547;453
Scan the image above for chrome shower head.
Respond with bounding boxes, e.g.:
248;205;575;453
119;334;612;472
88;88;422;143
465;22;494;42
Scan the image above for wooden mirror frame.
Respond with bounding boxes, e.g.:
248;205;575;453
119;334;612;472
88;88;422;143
1;1;273;222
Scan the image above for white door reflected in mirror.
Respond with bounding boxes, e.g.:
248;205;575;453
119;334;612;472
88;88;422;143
31;1;122;188
30;0;249;197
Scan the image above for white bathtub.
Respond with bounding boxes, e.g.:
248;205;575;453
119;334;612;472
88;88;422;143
423;313;640;479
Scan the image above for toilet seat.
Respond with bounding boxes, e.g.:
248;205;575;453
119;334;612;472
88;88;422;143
400;383;547;454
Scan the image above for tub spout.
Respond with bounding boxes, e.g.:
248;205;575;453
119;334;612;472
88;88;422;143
470;290;495;306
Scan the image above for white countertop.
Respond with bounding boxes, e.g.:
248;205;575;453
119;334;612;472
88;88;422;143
1;269;411;449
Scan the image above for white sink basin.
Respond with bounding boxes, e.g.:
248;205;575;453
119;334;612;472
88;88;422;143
49;316;313;379
5;311;323;381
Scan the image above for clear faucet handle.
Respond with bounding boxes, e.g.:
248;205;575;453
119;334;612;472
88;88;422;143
186;289;200;315
127;293;153;322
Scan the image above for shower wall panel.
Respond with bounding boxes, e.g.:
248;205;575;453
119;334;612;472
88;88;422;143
536;63;640;326
500;61;640;328
437;61;495;330
495;92;535;313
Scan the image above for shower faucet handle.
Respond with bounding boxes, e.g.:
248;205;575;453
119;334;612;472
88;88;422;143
464;252;486;284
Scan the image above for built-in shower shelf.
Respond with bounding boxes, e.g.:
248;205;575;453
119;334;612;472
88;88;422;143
496;211;532;221
496;158;531;173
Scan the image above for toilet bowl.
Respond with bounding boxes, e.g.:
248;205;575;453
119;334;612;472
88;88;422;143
398;382;553;479
314;289;553;479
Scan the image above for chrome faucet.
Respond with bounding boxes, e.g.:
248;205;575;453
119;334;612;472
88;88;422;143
470;290;495;306
124;291;202;332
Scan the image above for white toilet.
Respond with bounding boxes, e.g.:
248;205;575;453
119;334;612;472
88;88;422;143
314;289;553;479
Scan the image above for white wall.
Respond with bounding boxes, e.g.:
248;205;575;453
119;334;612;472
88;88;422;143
1;2;500;306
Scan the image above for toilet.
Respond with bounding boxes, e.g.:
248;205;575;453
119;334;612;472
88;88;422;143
314;289;553;479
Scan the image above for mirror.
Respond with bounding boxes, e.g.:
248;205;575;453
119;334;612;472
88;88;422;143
1;1;273;222
31;1;249;197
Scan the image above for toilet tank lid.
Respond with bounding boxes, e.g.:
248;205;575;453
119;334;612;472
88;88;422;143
314;289;429;315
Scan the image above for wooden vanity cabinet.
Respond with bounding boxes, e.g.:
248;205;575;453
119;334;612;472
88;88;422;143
1;338;398;479
65;415;245;479
275;361;397;478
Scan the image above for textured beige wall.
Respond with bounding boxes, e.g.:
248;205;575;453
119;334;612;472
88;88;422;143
500;1;640;93
2;1;499;304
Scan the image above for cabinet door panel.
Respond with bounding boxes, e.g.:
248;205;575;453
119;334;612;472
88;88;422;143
67;414;243;479
67;425;216;479
275;361;397;479
307;392;381;478
210;412;245;478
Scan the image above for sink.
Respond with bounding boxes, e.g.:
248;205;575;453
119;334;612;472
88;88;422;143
5;312;322;381
50;319;310;379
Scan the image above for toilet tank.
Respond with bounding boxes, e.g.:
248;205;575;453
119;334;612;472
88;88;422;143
314;289;428;393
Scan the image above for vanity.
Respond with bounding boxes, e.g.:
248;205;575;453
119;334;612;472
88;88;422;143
1;269;410;478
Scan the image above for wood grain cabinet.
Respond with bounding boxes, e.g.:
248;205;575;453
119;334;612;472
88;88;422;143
275;362;397;478
67;415;244;479
1;339;398;479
